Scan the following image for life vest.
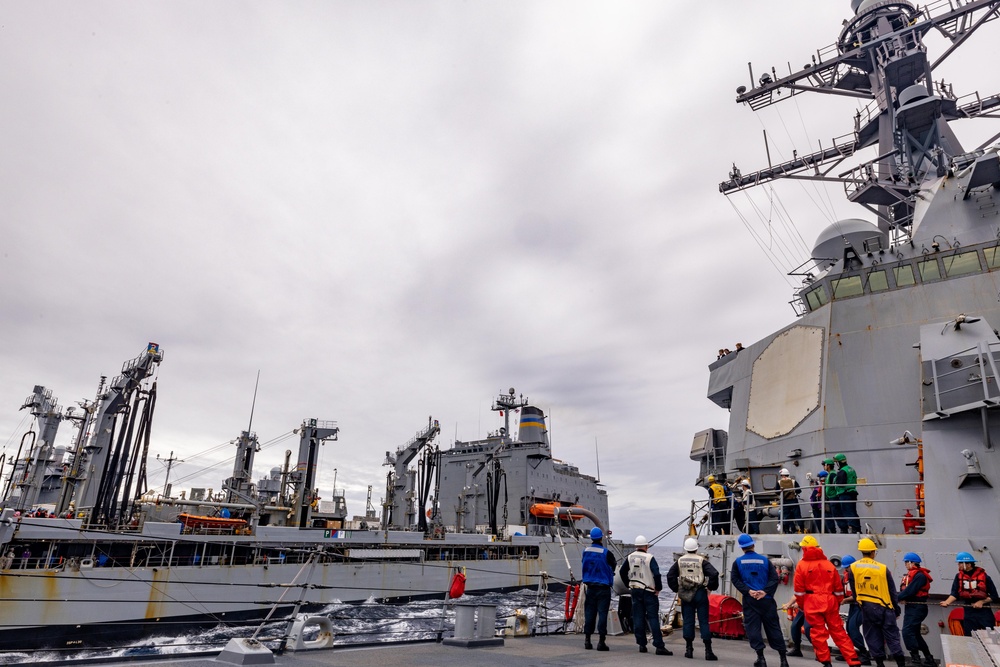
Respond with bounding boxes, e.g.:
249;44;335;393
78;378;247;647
838;465;858;494
709;483;728;505
851;559;893;608
778;477;798;502
734;553;772;593
626;550;657;591
824;472;840;499
582;544;614;586
900;567;932;600
841;568;854;598
957;567;990;601
677;553;706;602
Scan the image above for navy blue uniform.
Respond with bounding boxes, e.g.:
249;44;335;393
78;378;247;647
667;556;720;641
581;541;616;640
731;550;785;654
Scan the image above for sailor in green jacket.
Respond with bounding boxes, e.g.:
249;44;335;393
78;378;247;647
833;453;860;534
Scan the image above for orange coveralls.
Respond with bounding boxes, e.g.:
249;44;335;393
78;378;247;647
793;546;860;665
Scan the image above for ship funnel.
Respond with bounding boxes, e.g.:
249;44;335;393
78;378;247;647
516;406;549;446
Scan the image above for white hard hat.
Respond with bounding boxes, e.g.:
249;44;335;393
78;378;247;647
634;535;648;547
683;537;699;552
779;468;790;476
741;480;751;486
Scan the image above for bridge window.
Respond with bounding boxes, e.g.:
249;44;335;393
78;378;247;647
867;270;889;292
832;276;864;299
918;259;941;282
894;264;916;287
944;251;982;277
984;246;1000;269
805;285;828;311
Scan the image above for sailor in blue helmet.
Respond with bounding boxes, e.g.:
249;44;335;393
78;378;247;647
581;526;616;651
838;555;871;665
731;534;789;667
940;551;1000;635
898;552;935;666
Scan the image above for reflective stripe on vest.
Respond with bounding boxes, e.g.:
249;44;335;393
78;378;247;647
957;567;989;601
851;559;893;607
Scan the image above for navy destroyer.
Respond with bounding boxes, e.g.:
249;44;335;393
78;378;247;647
688;0;1000;658
0;344;609;651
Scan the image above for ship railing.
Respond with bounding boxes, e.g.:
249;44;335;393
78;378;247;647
740;480;926;536
925;340;1000;417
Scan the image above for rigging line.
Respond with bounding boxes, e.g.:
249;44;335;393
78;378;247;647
766;183;812;256
770;185;815;256
727;196;798;288
791;83;840;223
743;190;806;273
773;107;838;224
756;188;809;269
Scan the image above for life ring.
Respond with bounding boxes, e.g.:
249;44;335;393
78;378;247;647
565;583;580;621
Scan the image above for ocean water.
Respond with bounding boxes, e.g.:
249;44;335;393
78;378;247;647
2;544;683;664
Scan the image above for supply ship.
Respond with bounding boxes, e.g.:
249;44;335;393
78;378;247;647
0;344;609;651
688;0;1000;657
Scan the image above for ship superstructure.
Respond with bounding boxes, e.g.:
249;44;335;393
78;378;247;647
692;0;1000;656
0;348;609;651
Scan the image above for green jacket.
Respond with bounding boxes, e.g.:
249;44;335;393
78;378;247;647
837;464;857;495
824;471;840;499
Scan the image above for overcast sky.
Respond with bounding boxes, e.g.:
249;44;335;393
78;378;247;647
3;2;999;544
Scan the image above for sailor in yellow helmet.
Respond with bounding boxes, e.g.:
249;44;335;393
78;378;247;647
706;475;731;535
848;537;905;667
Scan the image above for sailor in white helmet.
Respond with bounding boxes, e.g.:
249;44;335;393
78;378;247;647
618;535;671;655
778;468;803;533
667;536;720;660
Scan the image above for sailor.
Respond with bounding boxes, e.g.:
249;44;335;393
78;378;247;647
848;538;904;667
706;475;731;535
778;469;802;534
619;535;671;655
833;454;860;534
731;534;788;667
897;552;935;667
839;555;871;665
739;479;759;533
939;551;999;635
786;608;810;658
581;526;616;651
821;459;839;532
667;536;720;660
791;535;860;667
808;471;827;533
732;481;747;534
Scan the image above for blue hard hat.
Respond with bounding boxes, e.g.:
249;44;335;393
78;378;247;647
841;555;856;567
737;533;755;549
903;552;921;564
590;527;603;541
956;551;976;563
817;470;828;478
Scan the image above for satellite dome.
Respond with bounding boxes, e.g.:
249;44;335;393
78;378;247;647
812;218;887;267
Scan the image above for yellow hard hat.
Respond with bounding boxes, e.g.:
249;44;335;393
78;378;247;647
706;475;715;483
858;537;877;552
800;535;818;548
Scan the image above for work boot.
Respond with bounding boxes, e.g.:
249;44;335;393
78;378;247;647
656;647;673;656
584;636;592;650
856;650;871;666
685;639;694;659
788;645;804;658
639;646;648;653
779;653;790;667
921;653;936;667
821;662;833;667
754;649;767;667
874;659;885;667
597;637;609;652
704;639;718;661
893;655;906;667
909;652;922;666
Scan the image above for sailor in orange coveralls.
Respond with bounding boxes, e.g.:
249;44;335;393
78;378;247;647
791;535;860;667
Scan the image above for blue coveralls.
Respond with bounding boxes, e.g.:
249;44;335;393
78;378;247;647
898;568;931;655
581;541;615;640
731;550;785;654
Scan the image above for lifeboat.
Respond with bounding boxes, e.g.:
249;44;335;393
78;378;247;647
177;513;248;531
529;503;586;520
